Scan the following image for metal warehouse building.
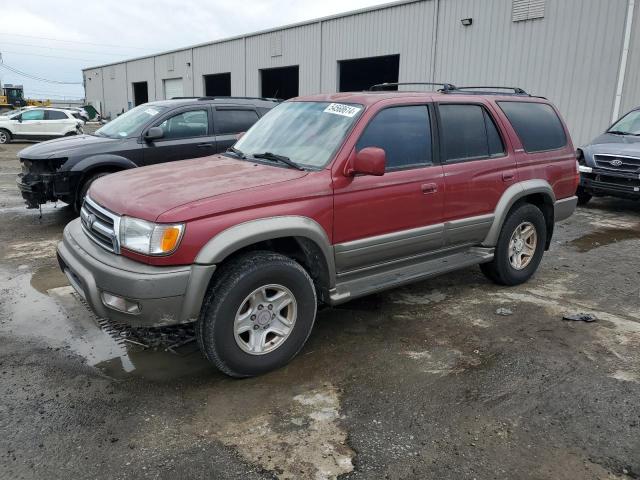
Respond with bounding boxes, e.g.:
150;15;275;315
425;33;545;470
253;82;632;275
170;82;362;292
83;0;639;146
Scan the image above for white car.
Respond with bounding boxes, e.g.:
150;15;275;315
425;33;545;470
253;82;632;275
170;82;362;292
0;108;83;144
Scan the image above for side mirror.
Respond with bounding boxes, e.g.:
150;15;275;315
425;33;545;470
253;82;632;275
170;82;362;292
347;147;386;177
144;126;164;141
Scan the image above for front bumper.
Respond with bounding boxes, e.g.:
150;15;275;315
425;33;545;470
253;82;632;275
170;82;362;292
579;167;640;199
57;218;216;327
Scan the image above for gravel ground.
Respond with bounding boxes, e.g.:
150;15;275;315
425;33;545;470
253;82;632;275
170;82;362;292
1;132;639;479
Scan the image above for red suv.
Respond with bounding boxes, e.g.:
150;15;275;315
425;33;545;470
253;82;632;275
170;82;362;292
57;84;579;377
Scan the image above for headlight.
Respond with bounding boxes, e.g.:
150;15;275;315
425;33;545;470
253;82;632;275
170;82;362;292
119;216;184;255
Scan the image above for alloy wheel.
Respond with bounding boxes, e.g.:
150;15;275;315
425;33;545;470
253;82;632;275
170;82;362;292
508;222;537;270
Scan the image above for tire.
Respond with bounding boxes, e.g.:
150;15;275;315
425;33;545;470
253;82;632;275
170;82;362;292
480;203;547;286
76;172;112;211
197;251;317;378
0;129;11;144
576;187;592;206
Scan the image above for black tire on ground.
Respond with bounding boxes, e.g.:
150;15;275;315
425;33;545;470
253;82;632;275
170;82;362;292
0;129;11;144
480;203;547;286
65;131;77;136
76;172;112;211
197;251;317;378
576;187;592;206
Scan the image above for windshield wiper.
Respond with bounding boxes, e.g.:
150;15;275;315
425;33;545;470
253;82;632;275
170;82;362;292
226;146;247;159
608;130;631;135
253;152;304;170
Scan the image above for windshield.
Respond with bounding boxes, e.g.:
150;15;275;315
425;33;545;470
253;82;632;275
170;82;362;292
96;105;167;138
608;110;640;135
234;101;363;168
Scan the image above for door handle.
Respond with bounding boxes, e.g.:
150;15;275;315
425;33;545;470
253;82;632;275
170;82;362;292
421;183;438;194
197;142;214;148
502;172;515;182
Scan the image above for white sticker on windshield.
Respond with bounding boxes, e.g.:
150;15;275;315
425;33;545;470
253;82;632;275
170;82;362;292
144;108;159;116
324;103;361;118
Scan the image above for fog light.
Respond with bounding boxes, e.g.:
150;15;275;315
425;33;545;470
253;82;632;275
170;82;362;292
101;292;141;314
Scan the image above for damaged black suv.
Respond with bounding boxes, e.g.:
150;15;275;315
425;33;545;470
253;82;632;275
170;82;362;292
17;96;278;210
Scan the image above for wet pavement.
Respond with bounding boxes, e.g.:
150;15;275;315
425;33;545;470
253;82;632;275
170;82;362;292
1;136;639;479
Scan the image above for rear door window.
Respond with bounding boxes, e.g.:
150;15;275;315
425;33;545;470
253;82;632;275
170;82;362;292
498;101;567;152
215;109;259;135
356;105;432;171
438;104;505;162
46;110;68;120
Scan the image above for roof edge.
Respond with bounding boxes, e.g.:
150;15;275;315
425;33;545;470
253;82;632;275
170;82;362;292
82;0;427;71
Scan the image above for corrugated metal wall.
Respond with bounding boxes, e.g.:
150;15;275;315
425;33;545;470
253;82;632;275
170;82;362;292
620;0;640;118
245;23;322;95
435;0;629;145
192;39;245;96
320;1;436;92
83;0;638;144
126;57;156;104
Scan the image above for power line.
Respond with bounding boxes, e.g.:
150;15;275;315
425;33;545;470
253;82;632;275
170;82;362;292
0;63;82;85
1;50;119;62
0;40;133;57
0;32;151;51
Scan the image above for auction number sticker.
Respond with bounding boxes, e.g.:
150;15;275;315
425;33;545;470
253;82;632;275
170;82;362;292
144;108;159;116
324;103;361;117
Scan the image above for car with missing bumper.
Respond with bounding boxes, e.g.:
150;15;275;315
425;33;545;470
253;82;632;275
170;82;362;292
577;106;640;204
16;97;278;210
57;84;579;377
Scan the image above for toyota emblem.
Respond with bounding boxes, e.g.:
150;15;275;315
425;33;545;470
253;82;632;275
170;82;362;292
610;159;624;167
86;213;97;228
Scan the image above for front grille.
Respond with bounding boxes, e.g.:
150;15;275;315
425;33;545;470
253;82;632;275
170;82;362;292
594;154;640;174
80;196;121;253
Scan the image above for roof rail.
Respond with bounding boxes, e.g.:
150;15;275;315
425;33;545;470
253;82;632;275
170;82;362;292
196;96;282;102
169;96;281;102
444;86;530;96
369;82;457;92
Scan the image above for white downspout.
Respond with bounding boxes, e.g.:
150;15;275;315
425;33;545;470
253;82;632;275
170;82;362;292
612;0;635;122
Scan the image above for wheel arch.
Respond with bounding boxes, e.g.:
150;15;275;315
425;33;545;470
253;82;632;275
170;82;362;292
71;155;137;202
483;180;556;249
195;216;336;302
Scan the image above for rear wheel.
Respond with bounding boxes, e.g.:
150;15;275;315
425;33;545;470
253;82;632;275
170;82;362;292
0;129;11;144
481;203;547;286
197;251;317;378
76;172;113;211
576;187;592;206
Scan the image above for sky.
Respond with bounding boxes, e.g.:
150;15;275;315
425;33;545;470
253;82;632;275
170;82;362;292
0;0;393;101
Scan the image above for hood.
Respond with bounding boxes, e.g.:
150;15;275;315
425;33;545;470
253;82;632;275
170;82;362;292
586;134;640;158
18;134;120;160
89;155;308;221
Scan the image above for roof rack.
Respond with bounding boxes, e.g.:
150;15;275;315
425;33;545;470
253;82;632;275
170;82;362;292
169;96;281;102
369;82;457;92
444;86;530;96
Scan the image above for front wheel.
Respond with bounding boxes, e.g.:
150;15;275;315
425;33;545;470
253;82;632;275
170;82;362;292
0;129;11;144
481;203;547;286
576;186;592;206
76;172;113;211
197;251;317;377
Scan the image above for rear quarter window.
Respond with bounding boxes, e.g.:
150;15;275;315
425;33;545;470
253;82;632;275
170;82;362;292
498;101;567;153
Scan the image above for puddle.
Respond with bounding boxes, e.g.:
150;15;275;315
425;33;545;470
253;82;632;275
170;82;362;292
570;226;640;252
1;267;212;383
30;264;68;293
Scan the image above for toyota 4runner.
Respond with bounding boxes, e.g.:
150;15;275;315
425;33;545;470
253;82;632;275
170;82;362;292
57;84;579;377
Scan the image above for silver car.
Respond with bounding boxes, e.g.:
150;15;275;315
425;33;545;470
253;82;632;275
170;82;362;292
577;108;640;205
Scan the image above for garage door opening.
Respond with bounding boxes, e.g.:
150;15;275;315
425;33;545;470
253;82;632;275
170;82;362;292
204;73;231;97
132;81;148;106
339;54;400;92
261;66;299;100
163;78;184;99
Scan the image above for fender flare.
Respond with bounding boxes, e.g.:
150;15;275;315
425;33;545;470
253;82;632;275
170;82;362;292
482;179;556;247
194;215;336;286
69;154;138;173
